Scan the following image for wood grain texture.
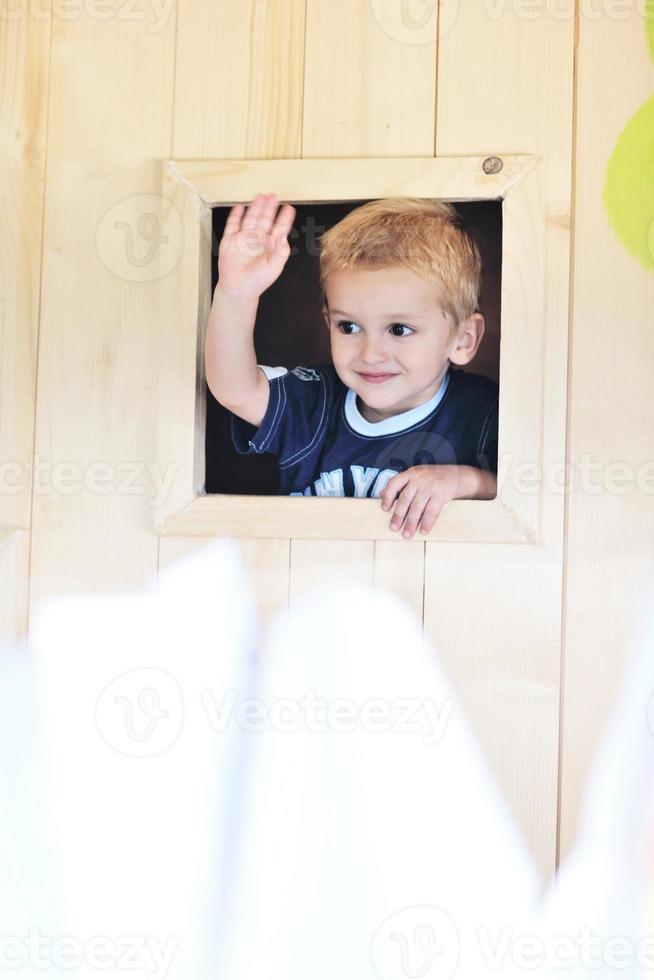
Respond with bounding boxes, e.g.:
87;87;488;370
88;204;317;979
173;0;305;161
0;9;50;642
164;0;308;622
5;0;644;891
155;493;532;542
28;6;176;608
295;0;439;648
169;154;530;205
432;4;575;878
303;0;438;157
559;12;654;861
158;536;289;640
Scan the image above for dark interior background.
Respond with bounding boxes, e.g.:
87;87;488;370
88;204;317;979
205;199;502;495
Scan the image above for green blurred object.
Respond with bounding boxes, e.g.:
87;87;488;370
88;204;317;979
602;11;654;273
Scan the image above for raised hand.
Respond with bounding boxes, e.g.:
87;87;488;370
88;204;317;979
217;193;297;299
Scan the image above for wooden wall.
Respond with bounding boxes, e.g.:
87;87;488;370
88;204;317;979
2;0;653;882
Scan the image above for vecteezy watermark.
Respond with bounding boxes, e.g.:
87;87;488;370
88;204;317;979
95;668;184;757
497;452;654;496
95;673;456;757
5;452;654;503
476;925;654;971
214;212;328;261
370;0;652;46
370;906;460;980
96;195;183;282
202;689;456;746
370;0;458;44
0;0;175;32
0;456;179;507
474;0;653;20
371;911;654;978
0;930;179;979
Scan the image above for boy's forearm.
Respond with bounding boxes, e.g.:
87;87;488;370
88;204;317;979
204;285;262;406
453;465;497;501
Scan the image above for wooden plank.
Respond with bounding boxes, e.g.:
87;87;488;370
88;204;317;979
166;0;307;625
0;10;51;642
156;493;531;542
431;5;575;878
158;152;543;549
173;0;304;160
168;154;532;204
28;7;176;605
297;0;440;623
424;543;560;876
289;540;375;602
559;12;654;861
0;529;29;647
158;536;290;640
374;540;424;626
303;0;438;157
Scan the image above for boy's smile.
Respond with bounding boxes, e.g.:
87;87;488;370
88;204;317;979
323;266;483;423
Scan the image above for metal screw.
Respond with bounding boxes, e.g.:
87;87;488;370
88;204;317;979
482;156;504;175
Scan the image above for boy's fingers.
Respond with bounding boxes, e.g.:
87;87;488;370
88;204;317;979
399;494;431;538
241;193;267;230
389;486;418;531
223;203;244;234
380;473;408;510
258;194;280;235
272;203;296;238
418;500;443;534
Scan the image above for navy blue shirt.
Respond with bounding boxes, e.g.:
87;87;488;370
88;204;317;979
230;363;498;497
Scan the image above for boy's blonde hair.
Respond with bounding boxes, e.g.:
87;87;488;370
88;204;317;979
318;198;482;334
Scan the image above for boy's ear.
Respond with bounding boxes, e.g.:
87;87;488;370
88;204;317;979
321;304;330;328
449;313;485;366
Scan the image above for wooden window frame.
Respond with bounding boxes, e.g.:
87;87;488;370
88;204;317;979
155;155;544;543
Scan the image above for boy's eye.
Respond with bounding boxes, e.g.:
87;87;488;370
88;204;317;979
336;320;361;335
335;320;413;337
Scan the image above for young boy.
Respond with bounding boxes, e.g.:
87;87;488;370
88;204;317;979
205;193;498;539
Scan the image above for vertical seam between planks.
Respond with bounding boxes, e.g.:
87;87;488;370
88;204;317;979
26;0;55;646
555;0;580;873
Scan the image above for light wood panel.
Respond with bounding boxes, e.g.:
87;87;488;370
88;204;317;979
431;5;575;878
8;0;645;893
560;12;654;861
158;536;290;640
0;9;51;643
173;0;304;161
296;0;439;649
160;0;307;618
374;540;424;626
303;0;438;158
424;544;561;876
0;529;29;647
155;492;533;542
157;153;544;545
28;5;176;609
289;540;375;602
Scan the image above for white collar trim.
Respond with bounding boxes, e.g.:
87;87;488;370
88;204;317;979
344;371;450;435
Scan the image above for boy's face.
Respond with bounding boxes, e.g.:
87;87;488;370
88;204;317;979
323;266;483;423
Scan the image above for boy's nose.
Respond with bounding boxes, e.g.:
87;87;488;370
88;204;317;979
360;338;390;364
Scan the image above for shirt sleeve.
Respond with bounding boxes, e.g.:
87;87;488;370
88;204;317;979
475;391;499;475
230;365;330;468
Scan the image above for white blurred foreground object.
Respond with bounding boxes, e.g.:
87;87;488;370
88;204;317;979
0;540;653;979
2;539;258;979
218;578;543;979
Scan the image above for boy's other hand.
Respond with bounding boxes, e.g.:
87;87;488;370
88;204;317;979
217;193;296;299
380;465;497;539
